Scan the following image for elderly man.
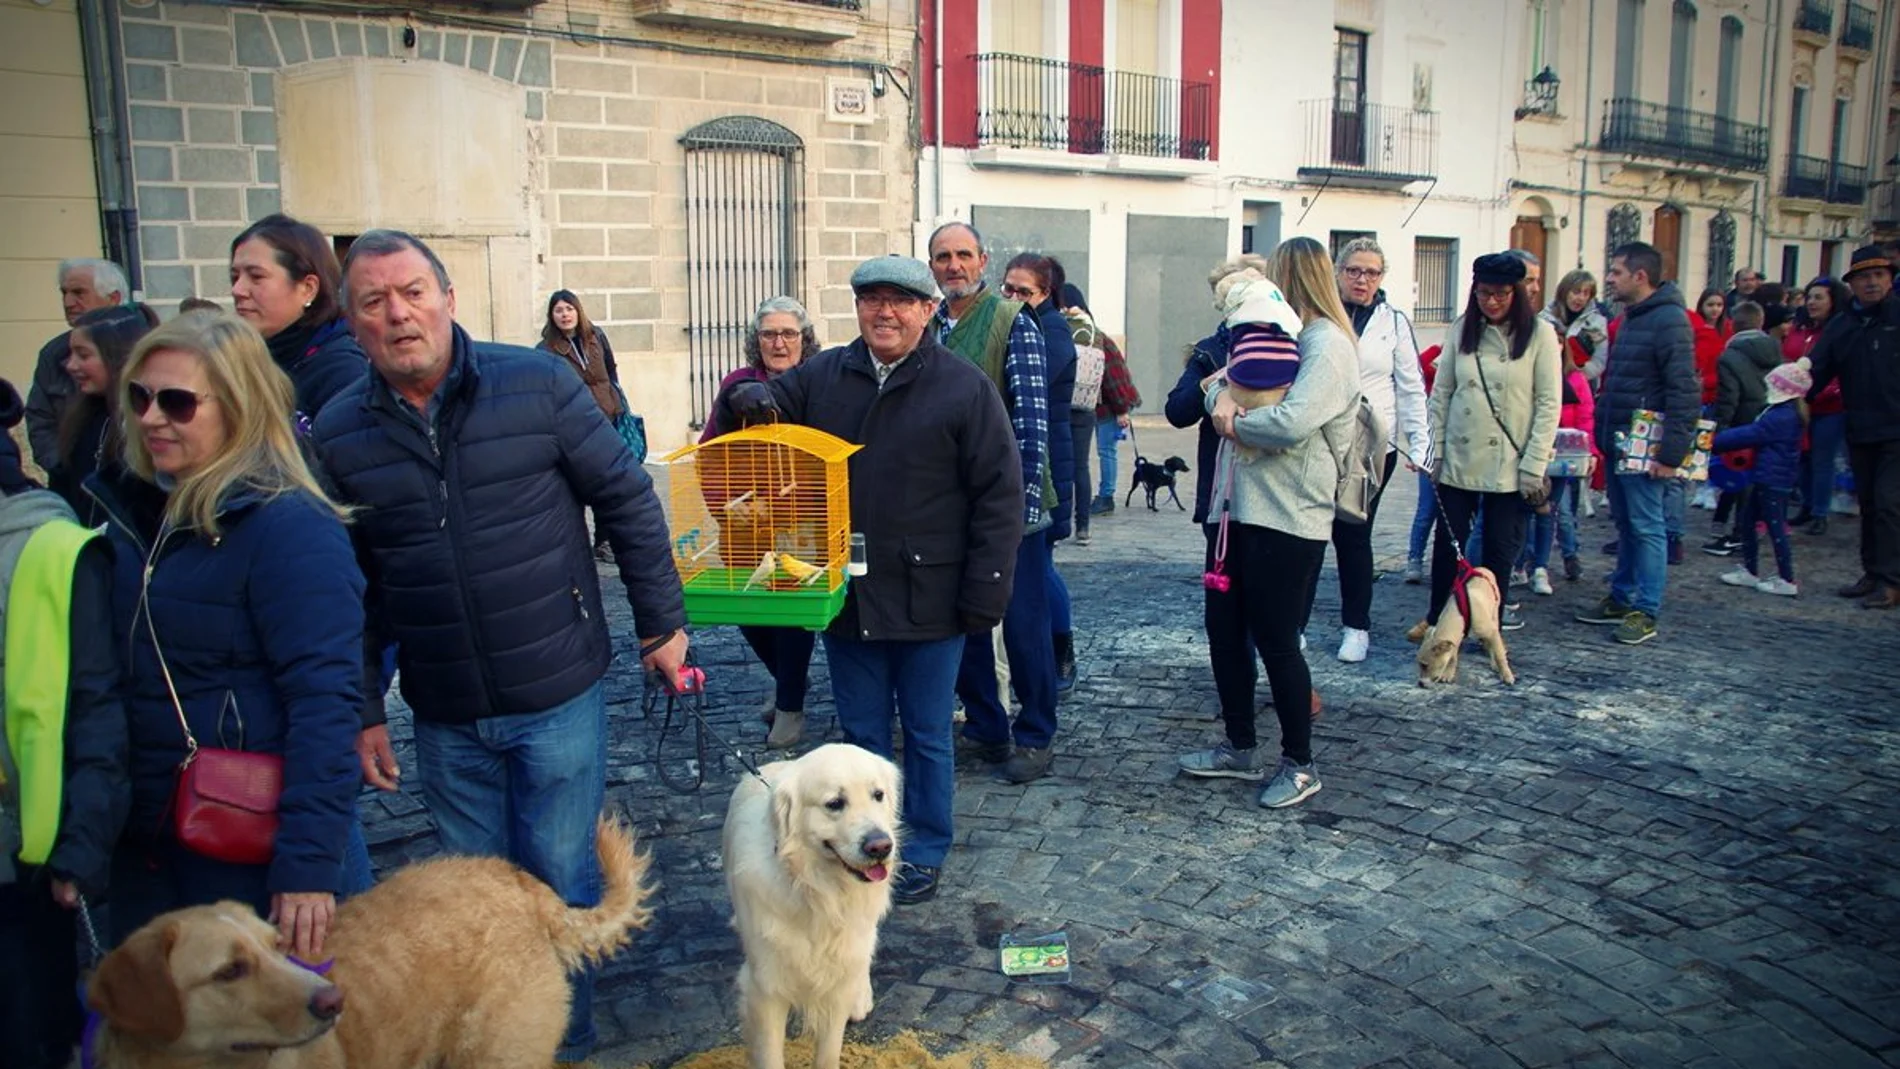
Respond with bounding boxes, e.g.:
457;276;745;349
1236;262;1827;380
924;222;1063;785
1726;267;1763;314
24;259;126;471
1808;245;1900;609
309;229;686;1063
728;255;1023;905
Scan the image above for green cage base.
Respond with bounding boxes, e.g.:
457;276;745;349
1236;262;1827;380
682;567;846;630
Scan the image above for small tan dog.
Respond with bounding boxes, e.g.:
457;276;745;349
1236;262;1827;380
1410;564;1516;687
723;742;900;1069
87;819;654;1069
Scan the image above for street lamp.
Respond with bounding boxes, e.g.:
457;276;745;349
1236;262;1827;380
1517;66;1561;119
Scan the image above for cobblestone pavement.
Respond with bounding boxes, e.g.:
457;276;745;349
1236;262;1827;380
362;417;1900;1068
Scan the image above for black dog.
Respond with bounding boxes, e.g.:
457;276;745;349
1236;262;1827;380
1125;455;1190;511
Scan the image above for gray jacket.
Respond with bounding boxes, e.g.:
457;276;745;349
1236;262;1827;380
1713;329;1782;430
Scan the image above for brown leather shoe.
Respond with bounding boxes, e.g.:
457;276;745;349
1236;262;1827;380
1840;575;1879;598
1861;585;1900;611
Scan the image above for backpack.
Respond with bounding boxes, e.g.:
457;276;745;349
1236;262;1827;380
1071;343;1106;411
1329;395;1388;524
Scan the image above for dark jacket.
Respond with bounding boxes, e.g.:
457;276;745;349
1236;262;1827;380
1713;329;1783;430
1166;325;1230;524
311;326;686;725
1712;401;1803;492
25;331;74;473
764;335;1023;642
1032;300;1077;539
703;365;772;442
1596;283;1701;468
85;468;364;896
49;405;111;525
269;318;368;430
1807;293;1900;444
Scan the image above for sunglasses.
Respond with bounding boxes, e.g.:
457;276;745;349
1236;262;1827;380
1000;283;1040;299
128;382;214;423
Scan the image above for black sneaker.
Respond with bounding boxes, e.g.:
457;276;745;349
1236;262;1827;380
999;746;1053;783
891;863;940;904
954;734;1011;765
1700;535;1737;557
1667;537;1684;565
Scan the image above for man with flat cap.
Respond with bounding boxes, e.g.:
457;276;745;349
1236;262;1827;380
1807;244;1900;609
724;254;1024;904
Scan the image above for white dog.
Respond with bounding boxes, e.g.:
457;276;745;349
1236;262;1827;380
723;742;900;1069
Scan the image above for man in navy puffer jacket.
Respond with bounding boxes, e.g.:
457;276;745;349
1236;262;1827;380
311;231;686;1063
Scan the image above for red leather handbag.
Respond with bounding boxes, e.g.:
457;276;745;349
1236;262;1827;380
141;535;282;866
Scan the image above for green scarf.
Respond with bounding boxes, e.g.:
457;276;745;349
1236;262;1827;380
940;291;1057;518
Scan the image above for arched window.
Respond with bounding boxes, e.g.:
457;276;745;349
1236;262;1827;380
1707;211;1736;290
1653;203;1684;283
681;117;807;428
1606;202;1643;261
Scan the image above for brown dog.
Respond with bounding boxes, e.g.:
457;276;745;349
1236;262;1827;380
1411;565;1516;687
87;819;654;1069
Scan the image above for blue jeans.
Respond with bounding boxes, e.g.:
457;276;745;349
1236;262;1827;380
957;533;1058;750
1408;470;1437;562
820;634;963;868
1663;477;1685;540
1518;477;1582;571
1095;417;1120;501
1607;473;1669;617
1805;412;1846;517
413;681;608;1061
1741;487;1795;581
1046;531;1072;634
341;804;374;895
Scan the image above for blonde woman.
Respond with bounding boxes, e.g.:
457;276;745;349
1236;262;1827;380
85;312;364;960
1179;237;1361;809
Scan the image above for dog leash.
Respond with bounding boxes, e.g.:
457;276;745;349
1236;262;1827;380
637;638;770;795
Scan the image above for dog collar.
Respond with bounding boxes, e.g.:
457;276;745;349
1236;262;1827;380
79;956;334;1068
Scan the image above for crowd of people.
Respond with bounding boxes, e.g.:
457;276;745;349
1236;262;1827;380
3;211;1896;1069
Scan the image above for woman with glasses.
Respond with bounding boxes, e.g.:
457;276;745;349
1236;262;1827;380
705;296;821;748
1301;237;1430;663
51;304;157;523
1421;254;1561;635
84;312;364;959
538;289;627;562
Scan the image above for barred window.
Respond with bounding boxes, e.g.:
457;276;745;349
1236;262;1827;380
1606;202;1643;261
1707;211;1737;290
1414;237;1458;323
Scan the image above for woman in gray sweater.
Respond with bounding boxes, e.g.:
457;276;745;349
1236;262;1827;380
1177;237;1362;809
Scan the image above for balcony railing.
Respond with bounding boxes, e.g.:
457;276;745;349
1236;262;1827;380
972;53;1212;160
1874;183;1900;226
1297;99;1438;183
1784;154;1869;203
1599;98;1769;171
1842;2;1876;50
1795;0;1834;36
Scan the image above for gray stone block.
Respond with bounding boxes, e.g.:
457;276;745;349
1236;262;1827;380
158;3;231;27
130;105;185;143
126;63;167;103
171;69;248;106
176;147;251;183
138;185;190;221
250;72;274;108
364;24;388;58
233;13;279;67
133;145;173;182
121;21;178;62
186;107;237;145
417;30;439;61
255;150;278;185
246;187;281;219
143;264;195;300
336;22;362;57
194;264;230;299
519;41;551;87
179;27;234;66
525;91;542;121
190;187;240;223
493;37;522;81
468;35;493;74
307;20;336;61
443;33;466;67
140;224;181;262
240;110;276;146
270;16;307;64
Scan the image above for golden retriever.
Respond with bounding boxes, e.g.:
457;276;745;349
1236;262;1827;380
1410;564;1516;687
87;819;654;1069
723;743;900;1069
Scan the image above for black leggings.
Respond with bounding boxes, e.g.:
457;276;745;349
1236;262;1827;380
1303;450;1400;631
739;625;816;712
1204;522;1326;763
1428;487;1527;623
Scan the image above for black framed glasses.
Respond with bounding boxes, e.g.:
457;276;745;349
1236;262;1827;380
128;382;214;423
1000;283;1039;299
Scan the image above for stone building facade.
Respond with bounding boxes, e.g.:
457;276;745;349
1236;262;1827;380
6;0;916;452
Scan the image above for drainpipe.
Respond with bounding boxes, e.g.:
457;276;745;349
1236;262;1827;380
1577;0;1596;267
1757;0;1780;274
76;0;141;292
933;0;945;227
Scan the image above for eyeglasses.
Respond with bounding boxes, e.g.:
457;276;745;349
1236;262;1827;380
1474;286;1516;304
855;293;924;311
1000;283;1040;299
1341;267;1385;281
128;382;215;423
757;329;802;343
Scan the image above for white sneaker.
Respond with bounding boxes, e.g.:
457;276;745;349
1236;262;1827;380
1756;577;1799;597
1719;566;1759;588
1299;632;1308;652
1581;492;1597;517
1694;485;1718;510
1337;628;1370;663
1530;567;1553;596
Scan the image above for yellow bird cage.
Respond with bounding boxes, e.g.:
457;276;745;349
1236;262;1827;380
657;423;861;629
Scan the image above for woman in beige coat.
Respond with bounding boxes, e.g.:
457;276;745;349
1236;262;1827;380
1426;253;1561;632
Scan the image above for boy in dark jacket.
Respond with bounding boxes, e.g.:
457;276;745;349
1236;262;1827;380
1714;360;1809;596
1706;300;1792;555
0;378;129;1069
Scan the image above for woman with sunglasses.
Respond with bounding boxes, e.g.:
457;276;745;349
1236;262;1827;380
229;214;367;430
704;296;821;748
1420;254;1562;636
538;289;627;563
50;304;157;523
84;312;365;961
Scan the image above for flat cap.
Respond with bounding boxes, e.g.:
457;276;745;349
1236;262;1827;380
850;255;940;301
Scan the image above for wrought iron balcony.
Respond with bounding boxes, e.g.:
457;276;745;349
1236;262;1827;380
1784;154;1868;203
1874;183;1900;227
1842;2;1876;51
1794;0;1834;37
1297;99;1438;184
1598;98;1768;171
973;53;1212;160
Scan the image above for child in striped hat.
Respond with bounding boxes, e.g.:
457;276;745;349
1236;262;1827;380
1213;272;1304;459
